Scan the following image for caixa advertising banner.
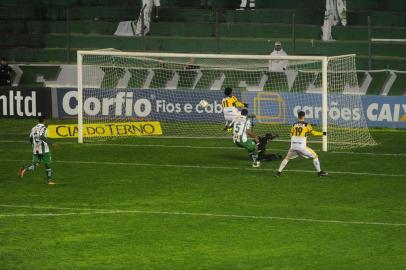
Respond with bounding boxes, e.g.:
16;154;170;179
0;87;52;118
245;92;406;128
56;88;406;129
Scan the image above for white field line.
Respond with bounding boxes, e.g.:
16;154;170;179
2;159;406;178
1;140;405;157
0;204;405;227
329;151;406;157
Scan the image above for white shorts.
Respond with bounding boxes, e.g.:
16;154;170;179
142;0;160;7
223;108;240;122
285;147;318;160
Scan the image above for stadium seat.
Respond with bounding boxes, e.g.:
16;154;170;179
264;72;290;92
194;70;223;90
387;72;406;96
149;69;175;89
127;69;150;89
176;69;199;90
19;65;61;87
100;67;125;89
285;71;318;93
365;71;393;95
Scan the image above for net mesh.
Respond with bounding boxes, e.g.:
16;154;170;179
79;51;377;150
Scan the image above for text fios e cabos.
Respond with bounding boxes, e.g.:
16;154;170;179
62;91;222;116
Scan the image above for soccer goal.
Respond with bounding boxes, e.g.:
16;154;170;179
77;50;377;151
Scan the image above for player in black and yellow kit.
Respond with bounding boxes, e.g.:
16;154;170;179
221;87;247;131
275;111;328;177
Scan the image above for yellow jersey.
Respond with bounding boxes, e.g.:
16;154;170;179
221;96;245;109
290;121;322;148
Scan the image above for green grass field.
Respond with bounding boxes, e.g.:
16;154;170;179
0;119;405;270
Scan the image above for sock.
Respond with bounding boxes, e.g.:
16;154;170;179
313;158;321;172
249;152;258;162
45;164;52;181
278;159;289;172
24;163;36;171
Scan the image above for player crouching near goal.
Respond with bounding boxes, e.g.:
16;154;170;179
222;87;248;132
275;111;328;177
18;116;56;185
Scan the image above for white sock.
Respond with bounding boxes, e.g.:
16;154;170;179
313;158;321;172
278;159;289;172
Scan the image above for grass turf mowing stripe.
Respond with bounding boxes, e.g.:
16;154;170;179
0;204;405;227
1;140;405;156
2;159;406;178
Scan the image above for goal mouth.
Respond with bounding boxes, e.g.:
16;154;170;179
76;50;377;151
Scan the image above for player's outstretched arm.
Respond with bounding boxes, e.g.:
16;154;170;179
232;96;248;108
311;130;323;137
308;124;323;137
235;101;248;108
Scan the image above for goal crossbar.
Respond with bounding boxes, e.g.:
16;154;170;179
77;50;329;61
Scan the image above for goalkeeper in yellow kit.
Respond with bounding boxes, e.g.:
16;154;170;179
275;111;328;177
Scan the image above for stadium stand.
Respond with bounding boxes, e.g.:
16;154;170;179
0;0;405;94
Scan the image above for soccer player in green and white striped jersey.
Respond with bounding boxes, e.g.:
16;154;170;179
232;109;260;167
19;117;56;185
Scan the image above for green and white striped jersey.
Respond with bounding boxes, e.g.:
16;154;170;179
232;115;252;143
30;123;50;154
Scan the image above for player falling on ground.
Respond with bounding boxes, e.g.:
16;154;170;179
221;87;248;131
18;116;56;185
232;109;261;168
275;111;328;177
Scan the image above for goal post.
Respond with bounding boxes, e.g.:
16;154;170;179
322;56;328;152
76;50;376;151
77;51;83;144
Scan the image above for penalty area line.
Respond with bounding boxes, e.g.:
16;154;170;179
1;159;406;178
0;204;405;227
1;140;405;157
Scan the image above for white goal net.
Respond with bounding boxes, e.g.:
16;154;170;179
77;50;377;151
